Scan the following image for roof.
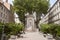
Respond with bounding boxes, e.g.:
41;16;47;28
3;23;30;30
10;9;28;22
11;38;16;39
48;0;59;12
0;2;10;12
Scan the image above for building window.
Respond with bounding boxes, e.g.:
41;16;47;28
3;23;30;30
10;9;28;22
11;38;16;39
4;14;5;17
4;8;5;12
1;13;2;17
0;19;2;22
57;5;58;10
59;13;60;19
59;2;60;7
1;6;3;10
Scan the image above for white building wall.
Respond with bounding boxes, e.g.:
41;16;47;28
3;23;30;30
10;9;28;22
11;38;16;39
14;13;21;23
39;0;60;24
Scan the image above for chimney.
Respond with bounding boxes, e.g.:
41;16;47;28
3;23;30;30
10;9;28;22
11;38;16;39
6;0;8;3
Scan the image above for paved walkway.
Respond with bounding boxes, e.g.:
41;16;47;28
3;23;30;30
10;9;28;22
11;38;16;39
9;31;56;40
16;32;48;40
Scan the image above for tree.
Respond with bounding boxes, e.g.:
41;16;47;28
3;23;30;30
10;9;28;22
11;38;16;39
13;0;49;24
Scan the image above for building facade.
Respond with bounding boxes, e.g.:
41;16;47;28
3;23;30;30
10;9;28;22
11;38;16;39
39;13;49;24
48;0;60;24
0;0;14;23
39;0;60;25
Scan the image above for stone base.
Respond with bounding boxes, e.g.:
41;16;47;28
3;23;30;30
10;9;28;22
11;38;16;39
25;30;36;32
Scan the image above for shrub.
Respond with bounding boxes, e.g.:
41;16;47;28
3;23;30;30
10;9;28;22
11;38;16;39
49;24;57;33
4;23;24;35
40;23;60;37
56;25;60;37
0;22;3;39
49;24;58;37
40;24;50;34
0;23;24;39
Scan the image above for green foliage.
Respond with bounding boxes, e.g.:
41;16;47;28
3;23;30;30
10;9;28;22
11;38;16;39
4;23;24;35
40;24;50;33
56;25;60;36
40;23;60;37
13;0;49;23
48;24;58;34
13;0;49;14
0;23;3;34
0;23;3;39
0;23;24;39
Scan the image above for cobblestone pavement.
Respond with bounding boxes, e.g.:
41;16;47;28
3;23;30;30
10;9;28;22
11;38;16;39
16;31;48;40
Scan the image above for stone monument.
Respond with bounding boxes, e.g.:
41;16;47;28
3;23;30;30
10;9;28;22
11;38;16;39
25;13;36;32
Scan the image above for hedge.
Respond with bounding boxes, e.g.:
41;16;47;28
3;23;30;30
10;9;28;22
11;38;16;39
0;23;24;39
40;23;60;37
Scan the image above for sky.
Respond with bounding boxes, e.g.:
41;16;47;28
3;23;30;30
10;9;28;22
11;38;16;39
8;0;57;6
3;0;13;4
8;0;13;4
50;0;57;7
